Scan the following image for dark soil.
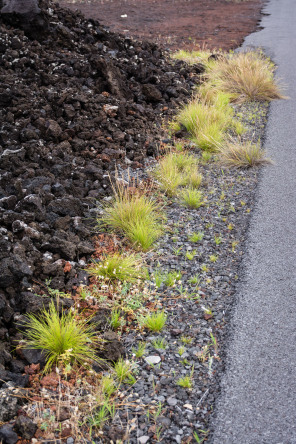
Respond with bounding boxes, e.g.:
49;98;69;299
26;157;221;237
60;0;265;51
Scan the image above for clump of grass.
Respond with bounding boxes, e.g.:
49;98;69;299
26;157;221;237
188;231;204;242
132;341;146;358
22;302;102;373
88;252;147;283
143;311;167;332
183;170;203;189
101;375;117;398
153;155;183;197
176;366;194;388
206;51;284;103
98;182;164;250
114;358;134;384
109;309;125;330
152;337;168;350
153;152;199;196
172;49;216;66
174;98;240;151
179;188;204;209
87;401;115;433
218;138;272;168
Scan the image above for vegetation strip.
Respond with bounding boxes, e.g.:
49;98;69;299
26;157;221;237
19;49;283;443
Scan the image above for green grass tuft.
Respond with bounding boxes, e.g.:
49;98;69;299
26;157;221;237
87;252;147;283
22;302;102;373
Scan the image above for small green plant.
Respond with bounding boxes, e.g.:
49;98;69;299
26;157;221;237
176;366;194;388
201;264;209;273
188;231;204;242
101;375;117;398
181;336;193;345
110;309;125;330
172;246;183;256
210;332;218;356
152;337;168;350
132;341;146;358
163;270;182;286
201;151;212;163
153;154;184;197
114;358;134;383
98;182;164;250
143;311;167;332
178;345;186;356
180;188;203;209
183;170;203;189
22;302;102;373
196;345;209;363
88;252;147;283
214;235;223;245
87;401;115;433
188;274;201;286
186;249;197;261
209;254;218;263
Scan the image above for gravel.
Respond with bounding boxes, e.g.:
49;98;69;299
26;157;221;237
93;100;270;443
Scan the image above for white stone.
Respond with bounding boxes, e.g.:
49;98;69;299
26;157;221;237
144;355;161;365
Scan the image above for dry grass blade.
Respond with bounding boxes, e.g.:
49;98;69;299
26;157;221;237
207;51;285;103
218;139;272;168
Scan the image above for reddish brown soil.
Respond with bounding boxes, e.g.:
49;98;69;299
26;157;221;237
61;0;265;51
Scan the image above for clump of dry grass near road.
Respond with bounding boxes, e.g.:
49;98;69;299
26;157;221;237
217;138;272;168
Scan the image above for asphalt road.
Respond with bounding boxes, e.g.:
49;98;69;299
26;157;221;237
211;1;296;443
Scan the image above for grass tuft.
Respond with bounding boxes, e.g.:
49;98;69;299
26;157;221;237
22;302;102;373
143;310;167;332
206;51;284;103
179;188;204;209
153;152;199;196
87;252;147;283
98;182;164;250
174;98;240;151
218;138;272;168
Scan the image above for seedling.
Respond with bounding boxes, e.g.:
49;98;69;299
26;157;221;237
114;358;134;384
178;345;186;356
188;274;201;286
152;337;168;350
181;336;193;345
214;235;223;245
180;188;204;209
201;264;209;273
132;342;146;358
186;250;197;260
101;375;117;398
110;309;125;330
188;231;204;242
209;254;218;263
176;366;194;388
143;311;167;332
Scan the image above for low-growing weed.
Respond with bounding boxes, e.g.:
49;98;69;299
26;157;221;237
189;231;204;242
132;341;146;358
180;188;203;209
186;250;197;260
152;337;168;350
88;252;147;283
143;311;167;332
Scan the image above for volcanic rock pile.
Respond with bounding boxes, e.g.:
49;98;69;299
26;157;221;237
0;0;202;370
